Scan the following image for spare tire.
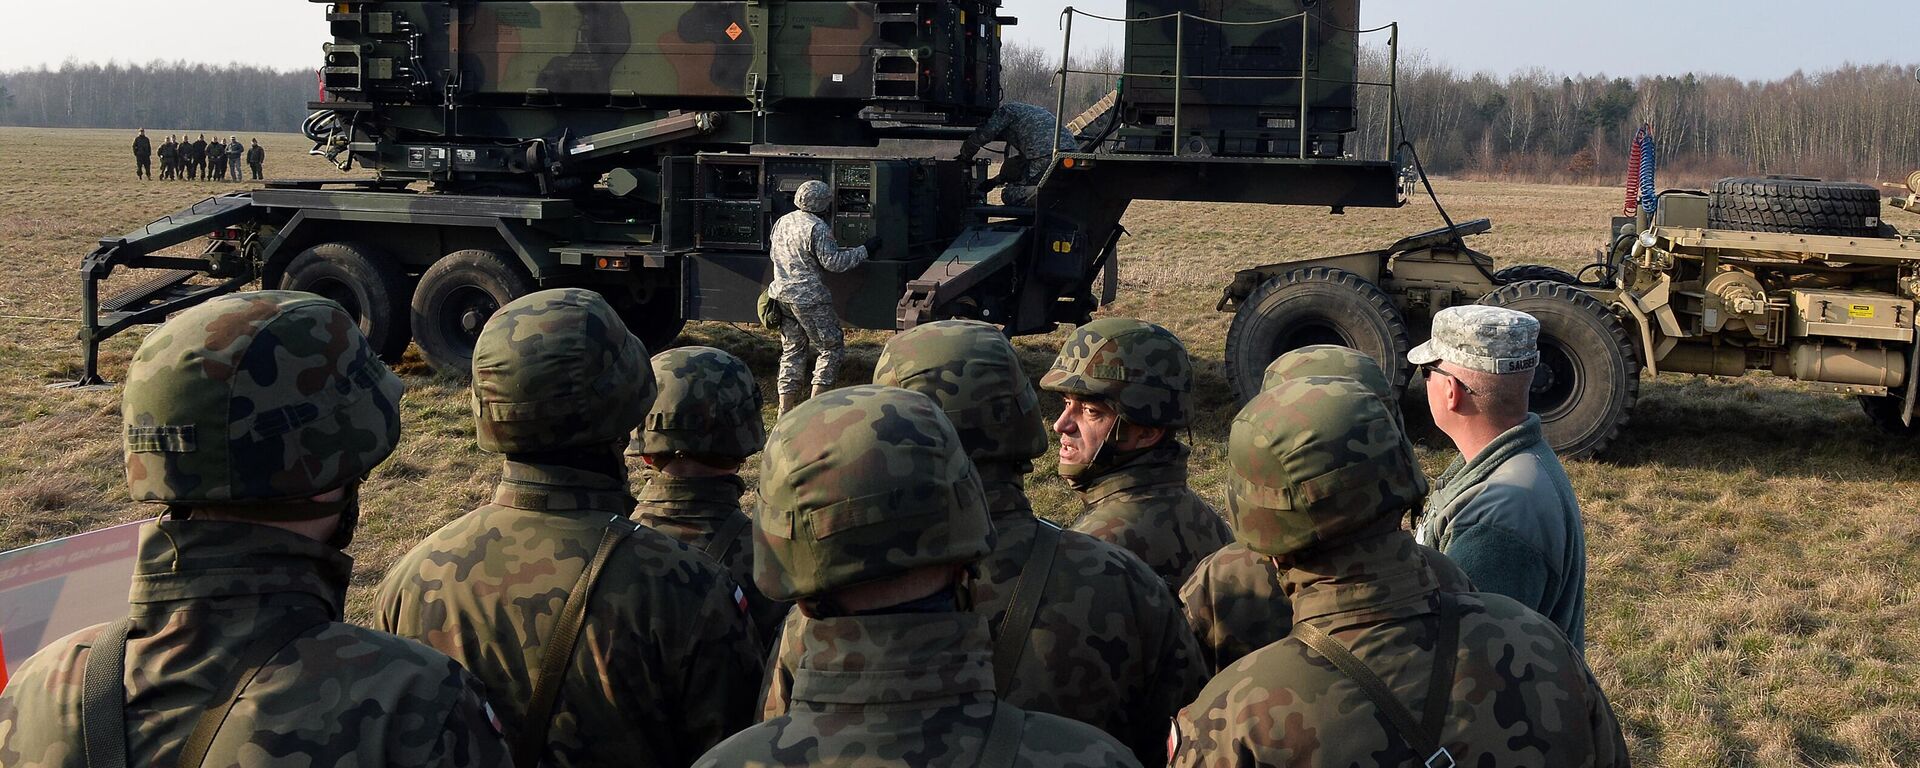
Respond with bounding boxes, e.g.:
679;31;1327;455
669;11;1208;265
1707;176;1880;236
1223;266;1410;405
1479;280;1640;459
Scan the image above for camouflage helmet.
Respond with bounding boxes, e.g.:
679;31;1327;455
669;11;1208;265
471;288;655;454
635;346;765;460
122;290;402;513
794;180;832;214
1263;344;1401;425
1227;376;1427;557
872;320;1047;466
754;385;993;602
1039;317;1192;428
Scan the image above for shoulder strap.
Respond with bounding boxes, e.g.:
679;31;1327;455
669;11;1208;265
1292;591;1461;768
176;614;331;768
81;618;133;768
704;514;752;563
991;521;1062;695
516;520;633;768
975;700;1027;768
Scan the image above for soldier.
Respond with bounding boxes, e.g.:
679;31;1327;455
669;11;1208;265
766;179;878;414
1412;305;1591;650
374;288;762;768
958;101;1077;207
0;291;512;768
158;135;177;180
758;321;1209;765
208;136;227;182
695;385;1141;768
1171;377;1630;768
1041;317;1231;593
628;345;788;650
132;128;151;180
226;136;244;181
246;138;265;179
188;134;207;180
1181;345;1475;674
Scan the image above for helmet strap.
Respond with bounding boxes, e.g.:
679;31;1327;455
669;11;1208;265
326;485;361;550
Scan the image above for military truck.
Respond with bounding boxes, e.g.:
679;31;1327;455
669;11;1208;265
1220;173;1920;458
70;0;1402;383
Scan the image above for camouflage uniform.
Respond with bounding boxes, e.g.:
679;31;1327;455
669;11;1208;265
961;101;1077;206
133;131;151;179
246;140;265;179
759;321;1207;765
630;345;789;649
1041;318;1231;593
374;289;762;768
767;179;869;401
1172;378;1629;768
699;385;1141;768
0;291;510;768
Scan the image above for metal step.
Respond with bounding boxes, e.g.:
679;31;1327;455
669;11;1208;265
99;269;196;314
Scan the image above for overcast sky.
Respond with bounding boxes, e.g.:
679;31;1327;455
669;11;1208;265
3;1;1910;82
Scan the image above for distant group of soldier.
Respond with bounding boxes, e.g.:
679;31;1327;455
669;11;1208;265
0;175;1632;766
132;128;264;182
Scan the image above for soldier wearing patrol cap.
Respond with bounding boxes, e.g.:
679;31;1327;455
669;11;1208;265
1180;345;1476;674
696;385;1141;768
757;321;1208;765
0;291;512;768
1171;377;1629;768
373;289;762;768
1411;304;1591;650
628;345;788;649
1041;317;1232;593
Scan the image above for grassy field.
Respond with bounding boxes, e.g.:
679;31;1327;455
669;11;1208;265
4;126;1919;766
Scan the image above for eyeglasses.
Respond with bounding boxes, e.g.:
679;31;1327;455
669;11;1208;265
1418;363;1477;395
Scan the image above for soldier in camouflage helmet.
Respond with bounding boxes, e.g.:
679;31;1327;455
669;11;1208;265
1172;378;1629;768
374;288;763;768
1182;346;1474;673
0;291;511;768
629;345;788;649
1040;317;1231;593
697;385;1141;768
757;321;1208;765
766;179;880;414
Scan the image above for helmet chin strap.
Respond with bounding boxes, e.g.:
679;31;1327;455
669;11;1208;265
1058;416;1126;480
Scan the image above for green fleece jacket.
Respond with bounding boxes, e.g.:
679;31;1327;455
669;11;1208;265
1416;414;1588;651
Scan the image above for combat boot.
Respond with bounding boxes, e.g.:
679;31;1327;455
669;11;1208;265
779;391;804;416
810;384;831;400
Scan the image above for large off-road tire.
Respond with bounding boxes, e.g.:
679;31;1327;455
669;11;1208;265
410;249;534;377
1858;395;1919;437
1707;176;1880;236
1224;266;1411;405
1493;264;1577;285
1479;280;1640;459
278;241;412;362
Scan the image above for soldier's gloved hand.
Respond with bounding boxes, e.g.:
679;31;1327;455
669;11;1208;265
862;237;884;256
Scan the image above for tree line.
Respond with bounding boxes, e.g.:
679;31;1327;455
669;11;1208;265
0;61;313;134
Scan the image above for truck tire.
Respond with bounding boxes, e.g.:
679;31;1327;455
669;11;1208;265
1858;395;1919;437
279;242;412;363
1707;177;1880;236
411;249;534;377
1224;266;1411;405
1479;280;1640;459
1493;264;1577;285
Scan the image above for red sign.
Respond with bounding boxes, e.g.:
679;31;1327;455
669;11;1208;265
726;22;743;41
0;520;146;690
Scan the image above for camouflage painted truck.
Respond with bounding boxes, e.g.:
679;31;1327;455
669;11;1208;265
72;0;1403;382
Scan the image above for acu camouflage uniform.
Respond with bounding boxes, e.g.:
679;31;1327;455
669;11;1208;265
374;289;762;768
961;102;1077;206
1042;318;1231;593
1183;345;1473;674
767;179;869;397
700;386;1140;768
759;321;1207;765
1172;378;1629;768
630;345;789;649
0;291;510;768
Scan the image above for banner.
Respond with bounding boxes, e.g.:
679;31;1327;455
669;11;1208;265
0;520;146;690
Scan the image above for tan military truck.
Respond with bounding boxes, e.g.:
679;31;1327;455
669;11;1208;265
1219;173;1920;459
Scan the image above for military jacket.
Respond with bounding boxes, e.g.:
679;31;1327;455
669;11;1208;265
0;520;510;768
633;471;790;650
706;611;1141;768
765;209;867;306
374;460;763;768
762;468;1207;765
1172;530;1629;768
1180;540;1478;674
1066;440;1232;594
964;102;1077;186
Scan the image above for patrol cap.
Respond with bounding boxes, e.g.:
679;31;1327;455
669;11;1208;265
1039;317;1192;428
872;320;1047;465
1407;305;1540;375
471;288;655;454
1226;376;1427;557
795;180;832;214
754;385;993;602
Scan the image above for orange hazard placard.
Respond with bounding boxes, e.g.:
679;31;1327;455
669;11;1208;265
726;22;743;41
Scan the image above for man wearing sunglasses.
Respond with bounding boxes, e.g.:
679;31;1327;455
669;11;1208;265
1411;305;1591;652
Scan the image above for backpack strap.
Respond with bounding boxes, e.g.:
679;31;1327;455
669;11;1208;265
515;519;634;768
176;613;331;768
991;520;1062;695
1292;591;1461;768
975;700;1027;768
704;514;752;563
81;618;133;768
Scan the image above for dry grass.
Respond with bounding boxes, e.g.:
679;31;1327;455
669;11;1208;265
4;127;1919;767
